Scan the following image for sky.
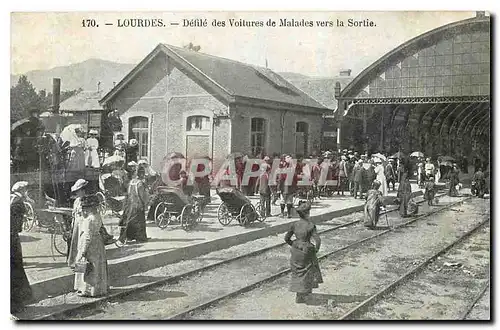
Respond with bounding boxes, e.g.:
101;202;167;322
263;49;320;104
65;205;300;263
11;11;476;77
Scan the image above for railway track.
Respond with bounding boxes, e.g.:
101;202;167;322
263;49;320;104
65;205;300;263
338;217;489;320
41;192;469;320
460;281;490;320
167;195;471;320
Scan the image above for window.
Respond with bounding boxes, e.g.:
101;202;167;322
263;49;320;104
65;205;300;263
186;116;210;131
129;116;149;159
250;118;266;156
295;122;309;156
88;112;102;133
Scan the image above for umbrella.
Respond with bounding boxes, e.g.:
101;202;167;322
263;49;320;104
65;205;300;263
410;151;424;158
165;152;185;160
390;151;404;159
11;118;31;132
372;153;387;161
60;124;85;147
102;154;125;167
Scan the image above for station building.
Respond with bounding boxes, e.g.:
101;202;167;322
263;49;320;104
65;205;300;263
333;13;490;164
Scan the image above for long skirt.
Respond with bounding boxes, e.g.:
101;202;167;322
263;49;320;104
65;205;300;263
448;182;459;197
119;203;147;242
399;194;411;217
289;243;323;294
424;189;435;203
74;237;109;297
364;204;381;227
11;234;32;313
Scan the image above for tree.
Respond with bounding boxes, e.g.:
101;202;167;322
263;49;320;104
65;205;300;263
10;75;42;123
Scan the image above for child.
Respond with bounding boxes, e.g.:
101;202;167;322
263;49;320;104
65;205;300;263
424;175;436;206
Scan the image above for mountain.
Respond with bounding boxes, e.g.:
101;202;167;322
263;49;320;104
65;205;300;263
10;58;349;110
10;59;136;92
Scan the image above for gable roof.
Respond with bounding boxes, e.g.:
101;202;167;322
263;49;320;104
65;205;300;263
100;44;329;112
340;15;490;99
285;76;355;110
60;90;106;112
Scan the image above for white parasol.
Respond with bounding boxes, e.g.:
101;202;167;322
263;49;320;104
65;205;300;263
410;151;424;158
102;154;125;167
372;153;387;161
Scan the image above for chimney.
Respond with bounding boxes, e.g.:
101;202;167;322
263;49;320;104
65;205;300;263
51;78;61;114
339;69;352;77
113;81;116;88
334;82;341;98
97;81;101;92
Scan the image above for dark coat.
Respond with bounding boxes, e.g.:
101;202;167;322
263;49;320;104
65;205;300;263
11;194;32;312
352;166;363;183
284;219;323;293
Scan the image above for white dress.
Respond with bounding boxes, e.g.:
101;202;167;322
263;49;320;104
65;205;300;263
375;164;388;196
85;137;100;168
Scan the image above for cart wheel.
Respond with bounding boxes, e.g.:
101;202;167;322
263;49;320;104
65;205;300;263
255;202;266;222
51;221;68;256
306;190;314;203
239;203;255;226
155;202;171;229
217;202;232;226
22;202;36;232
180;205;193;231
96;192;107;217
115;235;128;248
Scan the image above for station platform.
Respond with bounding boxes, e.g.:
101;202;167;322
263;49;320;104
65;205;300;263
21;184;426;302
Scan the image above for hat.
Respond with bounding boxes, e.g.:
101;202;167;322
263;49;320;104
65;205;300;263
374;158;382;163
129;139;138;147
138;159;148;165
89;129;98;135
71;179;88;192
263;156;271;162
341;155;347;160
128;161;138;166
80;194;100;208
426;158;431;162
296;200;312;215
12;181;28;192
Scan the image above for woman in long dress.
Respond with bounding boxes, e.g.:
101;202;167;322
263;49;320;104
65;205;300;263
11;182;32;313
284;201;323;304
72;194;109;297
119;166;149;243
374;159;388;196
398;172;412;217
448;164;460;197
363;180;385;228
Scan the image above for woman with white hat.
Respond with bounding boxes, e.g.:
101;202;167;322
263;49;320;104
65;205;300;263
374;158;388;196
85;129;100;168
10;181;32;313
126;139;139;164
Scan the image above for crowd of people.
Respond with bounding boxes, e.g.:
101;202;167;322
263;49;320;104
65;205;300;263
11;129;490;311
